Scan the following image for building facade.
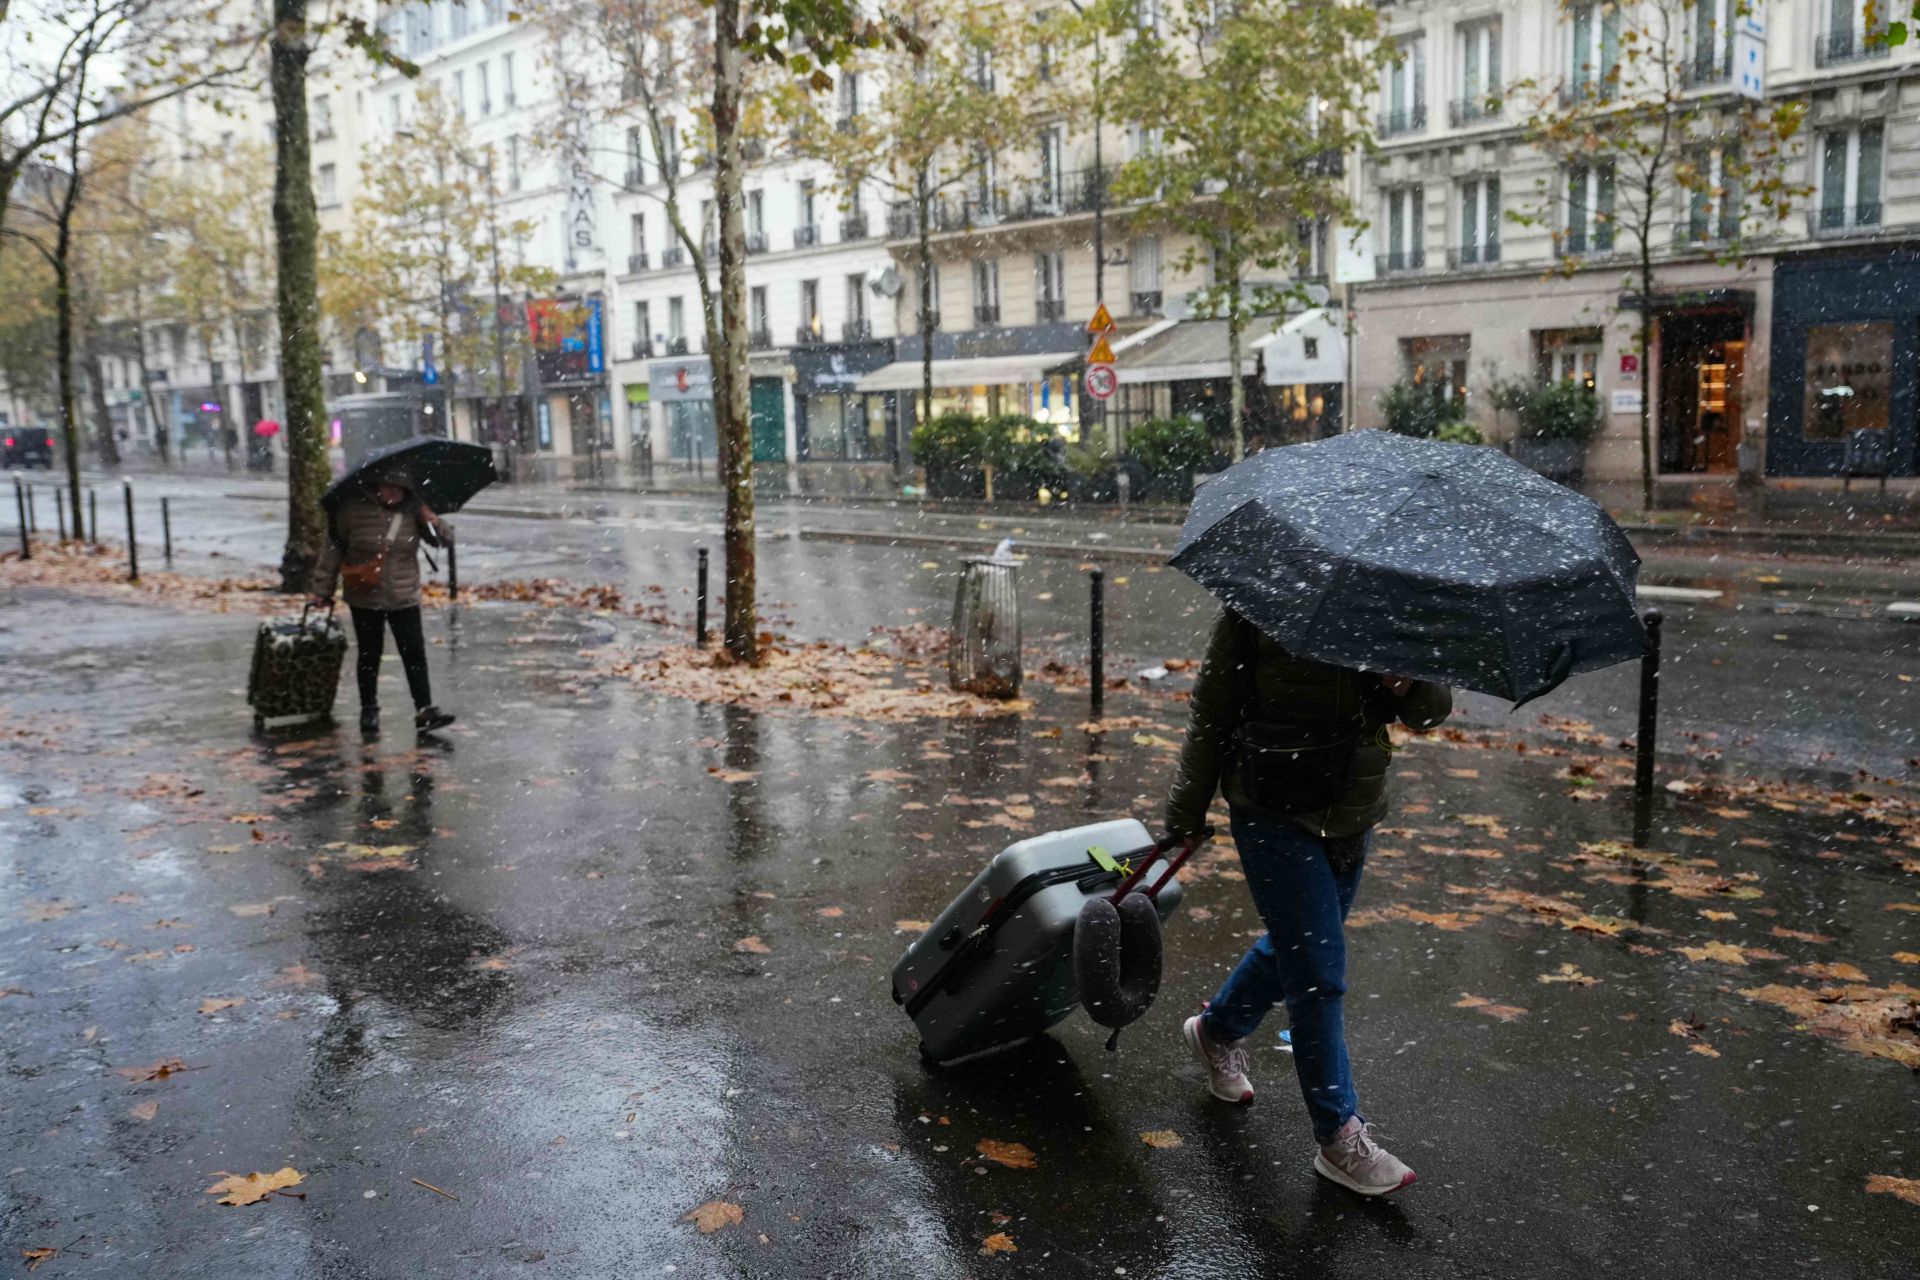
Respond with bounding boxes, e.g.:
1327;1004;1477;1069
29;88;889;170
1348;0;1920;485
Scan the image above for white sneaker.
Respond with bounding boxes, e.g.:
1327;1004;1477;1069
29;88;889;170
1183;1014;1254;1103
1314;1116;1417;1196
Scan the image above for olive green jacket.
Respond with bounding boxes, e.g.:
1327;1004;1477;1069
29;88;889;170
311;496;441;612
1164;609;1453;838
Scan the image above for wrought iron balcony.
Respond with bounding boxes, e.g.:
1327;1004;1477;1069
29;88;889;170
795;223;820;248
1448;93;1502;127
627;253;648;275
842;318;873;341
1556;227;1616;258
794;324;823;345
1680;48;1733;87
1447;240;1501;268
1035;298;1065;323
841;213;871;241
1131;290;1163;316
974;303;1001;325
666;337;690;355
1558;78;1619;107
1815;27;1890;67
1375;248;1426;274
1809;202;1883;236
661;245;687;268
1376;105;1427;138
630;340;652;359
749;327;775;350
745;230;768;255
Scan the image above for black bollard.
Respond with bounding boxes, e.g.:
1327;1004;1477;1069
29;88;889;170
1632;608;1664;848
695;547;709;645
55;487;66;541
1089;567;1105;718
88;487;98;546
446;535;458;600
161;496;172;564
123;481;137;582
13;477;27;560
25;483;35;532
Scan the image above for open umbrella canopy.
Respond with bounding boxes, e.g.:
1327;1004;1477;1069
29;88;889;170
323;436;498;516
1170;430;1646;704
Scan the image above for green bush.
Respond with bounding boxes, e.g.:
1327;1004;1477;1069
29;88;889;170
1378;381;1464;439
911;413;994;472
1516;378;1602;443
1126;416;1211;476
1433;421;1484;445
983;414;1054;474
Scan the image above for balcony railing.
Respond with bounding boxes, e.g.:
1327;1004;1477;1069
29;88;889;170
627;253;649;275
795;324;823;345
1376;248;1425;274
666;337;690;355
1673;214;1737;246
1448;93;1502;127
1131;290;1163;316
1557;227;1616;257
661;245;687;268
835;115;857;134
504;91;516;108
842;318;873;341
702;236;719;259
745;230;768;254
625;167;646;190
974;303;1001;326
1558;78;1619;107
1681;47;1733;87
795;223;820;248
885;167;1115;238
1035;298;1065;323
842;213;871;241
749;327;775;350
630;340;652;360
1815;27;1890;67
1809;202;1883;236
1377;105;1427;137
1447;240;1500;268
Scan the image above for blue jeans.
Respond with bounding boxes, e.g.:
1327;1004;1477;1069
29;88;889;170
1199;809;1367;1144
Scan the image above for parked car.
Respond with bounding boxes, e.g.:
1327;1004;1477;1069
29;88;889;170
3;426;54;469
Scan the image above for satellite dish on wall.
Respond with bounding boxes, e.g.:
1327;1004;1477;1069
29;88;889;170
871;265;904;297
1304;282;1331;306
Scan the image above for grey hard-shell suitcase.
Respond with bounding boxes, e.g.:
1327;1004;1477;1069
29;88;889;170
891;818;1190;1064
247;603;348;730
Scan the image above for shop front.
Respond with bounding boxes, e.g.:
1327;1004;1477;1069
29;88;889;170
791;341;897;463
649;357;717;466
873;324;1088;439
1768;251;1919;477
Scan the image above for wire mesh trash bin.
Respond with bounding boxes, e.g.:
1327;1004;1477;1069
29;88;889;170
950;555;1022;699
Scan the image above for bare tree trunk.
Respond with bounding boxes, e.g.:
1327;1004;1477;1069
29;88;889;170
712;0;756;663
1637;241;1654;512
1226;252;1246;461
84;344;116;467
270;0;332;591
54;131;85;534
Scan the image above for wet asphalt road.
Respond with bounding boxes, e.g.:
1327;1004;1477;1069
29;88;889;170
2;569;1919;1277
40;468;1920;783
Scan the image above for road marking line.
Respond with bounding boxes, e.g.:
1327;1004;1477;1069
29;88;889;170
1889;601;1920;621
1638;585;1724;602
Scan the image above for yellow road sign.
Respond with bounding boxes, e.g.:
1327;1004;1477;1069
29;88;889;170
1087;334;1116;364
1088;303;1115;333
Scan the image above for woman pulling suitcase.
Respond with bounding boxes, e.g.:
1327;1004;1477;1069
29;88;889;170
310;473;456;735
1164;608;1450;1197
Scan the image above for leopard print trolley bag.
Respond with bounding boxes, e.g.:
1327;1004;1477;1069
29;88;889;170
247;600;349;730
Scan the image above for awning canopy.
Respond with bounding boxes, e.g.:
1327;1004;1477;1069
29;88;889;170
855;352;1080;393
1109;317;1261;384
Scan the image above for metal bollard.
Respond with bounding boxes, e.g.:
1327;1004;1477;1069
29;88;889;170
695;547;709;645
446;536;458;599
161;496;172;564
1089;567;1105;718
13;477;27;560
88;487;98;546
1632;608;1664;848
25;482;35;532
55;487;67;541
123;480;137;582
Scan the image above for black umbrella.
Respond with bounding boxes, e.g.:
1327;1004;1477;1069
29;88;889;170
323;436;499;516
1170;430;1646;704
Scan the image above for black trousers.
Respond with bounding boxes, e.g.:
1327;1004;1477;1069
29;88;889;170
348;605;432;710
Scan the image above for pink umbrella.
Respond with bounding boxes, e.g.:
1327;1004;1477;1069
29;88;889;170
253;419;282;438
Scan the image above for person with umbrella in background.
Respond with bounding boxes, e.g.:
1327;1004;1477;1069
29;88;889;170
308;435;498;735
1162;430;1648;1197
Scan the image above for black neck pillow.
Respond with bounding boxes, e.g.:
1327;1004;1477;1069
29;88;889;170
1073;891;1164;1031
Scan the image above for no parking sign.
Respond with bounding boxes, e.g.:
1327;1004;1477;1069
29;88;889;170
1084;364;1117;401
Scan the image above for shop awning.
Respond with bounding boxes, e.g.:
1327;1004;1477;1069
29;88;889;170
855;352;1081;393
1108;318;1260;384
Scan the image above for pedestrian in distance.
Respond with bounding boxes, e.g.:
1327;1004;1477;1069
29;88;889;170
309;473;456;735
1163;608;1451;1197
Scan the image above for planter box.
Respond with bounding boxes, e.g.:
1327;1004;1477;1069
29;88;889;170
1510;437;1589;487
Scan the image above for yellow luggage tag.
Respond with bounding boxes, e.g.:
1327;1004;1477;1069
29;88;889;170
1087;845;1132;877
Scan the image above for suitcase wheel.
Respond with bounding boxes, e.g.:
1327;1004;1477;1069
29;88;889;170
917;1042;947;1073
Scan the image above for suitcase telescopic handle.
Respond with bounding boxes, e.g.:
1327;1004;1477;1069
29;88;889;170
1109;826;1215;904
298;598;337;629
